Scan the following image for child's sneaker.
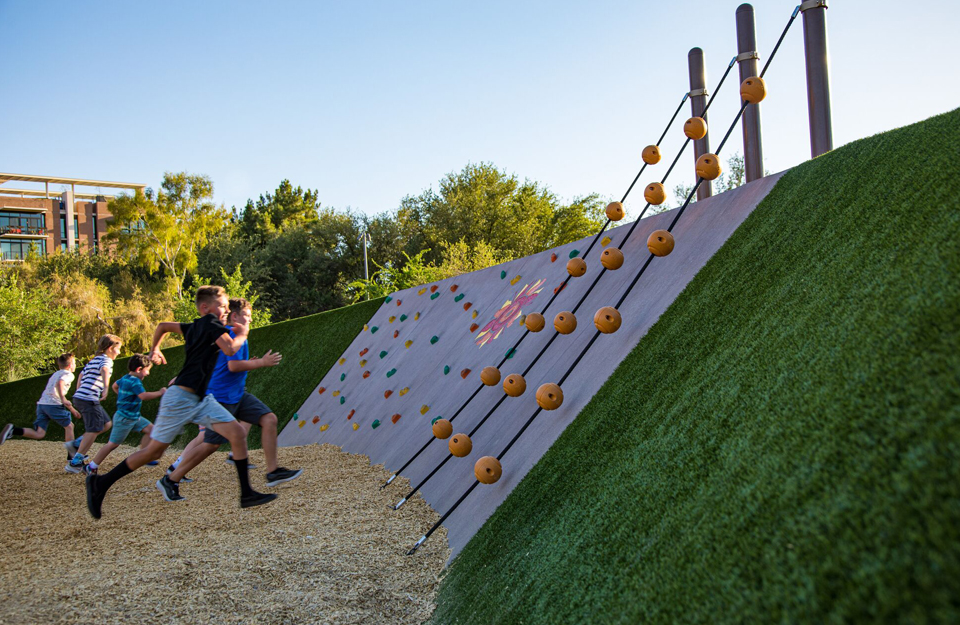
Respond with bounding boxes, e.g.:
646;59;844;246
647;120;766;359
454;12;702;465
266;467;303;487
146;461;160;466
156;475;184;502
240;491;277;509
225;454;256;469
86;475;105;520
165;467;193;483
64;439;81;460
83;464;98;476
0;424;12;446
65;455;86;474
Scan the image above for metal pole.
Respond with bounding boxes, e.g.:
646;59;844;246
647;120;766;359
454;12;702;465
362;231;370;299
688;48;712;200
736;4;764;182
801;0;833;157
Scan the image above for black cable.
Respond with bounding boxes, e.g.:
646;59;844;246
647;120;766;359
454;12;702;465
407;6;802;553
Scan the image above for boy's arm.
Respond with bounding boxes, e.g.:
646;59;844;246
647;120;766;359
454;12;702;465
138;388;167;401
99;367;111;402
56;378;74;409
149;322;184;365
112;382;120;393
215;321;249;356
226;349;283;373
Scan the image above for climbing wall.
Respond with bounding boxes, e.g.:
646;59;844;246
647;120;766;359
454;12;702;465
278;173;785;557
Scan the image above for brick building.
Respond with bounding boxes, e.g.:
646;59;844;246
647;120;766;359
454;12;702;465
0;174;146;260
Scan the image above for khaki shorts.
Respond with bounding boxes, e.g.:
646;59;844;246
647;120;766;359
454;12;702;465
151;386;236;444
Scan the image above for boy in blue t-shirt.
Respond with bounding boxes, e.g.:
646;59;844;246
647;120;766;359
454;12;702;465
162;297;301;497
87;354;166;473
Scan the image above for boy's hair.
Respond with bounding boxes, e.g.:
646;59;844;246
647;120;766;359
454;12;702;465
56;352;75;369
228;298;252;320
128;354;153;372
95;334;122;356
195;285;227;307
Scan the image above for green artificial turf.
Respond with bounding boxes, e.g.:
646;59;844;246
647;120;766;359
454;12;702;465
0;298;382;449
430;109;960;623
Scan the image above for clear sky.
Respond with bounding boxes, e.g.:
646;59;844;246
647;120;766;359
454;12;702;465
1;1;956;220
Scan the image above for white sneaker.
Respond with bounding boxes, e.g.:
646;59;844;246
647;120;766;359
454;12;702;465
0;424;12;445
63;439;80;460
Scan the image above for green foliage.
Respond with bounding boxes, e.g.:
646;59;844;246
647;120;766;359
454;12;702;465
105;172;228;296
236;179;321;246
347;250;445;302
436;239;506;278
0;298;382;448
0;275;79;382
174;265;271;328
432;110;960;623
672;152;748;208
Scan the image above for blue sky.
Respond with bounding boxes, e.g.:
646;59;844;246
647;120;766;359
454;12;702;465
1;1;956;219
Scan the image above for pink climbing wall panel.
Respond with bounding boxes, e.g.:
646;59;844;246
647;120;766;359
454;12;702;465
279;173;785;559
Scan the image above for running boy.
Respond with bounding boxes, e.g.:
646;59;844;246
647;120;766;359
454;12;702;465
162;298;301;494
86;354;166;474
85;285;276;519
66;335;121;473
1;353;81;449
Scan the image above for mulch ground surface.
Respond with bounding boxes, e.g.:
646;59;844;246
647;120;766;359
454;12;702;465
0;440;448;624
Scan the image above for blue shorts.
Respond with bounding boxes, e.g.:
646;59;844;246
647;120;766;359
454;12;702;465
150;386;236;445
109;415;153;445
203;393;273;445
34;404;72;430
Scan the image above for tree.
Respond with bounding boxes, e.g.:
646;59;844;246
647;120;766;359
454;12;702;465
347;250;446;302
236;180;321;245
105;172;228;296
672;153;749;207
174;265;272;328
0;274;79;382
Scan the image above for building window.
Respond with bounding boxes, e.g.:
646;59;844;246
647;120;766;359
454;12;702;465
73;216;79;240
60;215;67;240
0;238;46;261
0;211;46;236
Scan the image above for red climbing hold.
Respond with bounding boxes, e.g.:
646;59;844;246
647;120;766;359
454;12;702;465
463;302;472;311
363;371;371;379
551;252;558;262
470;323;479;332
394;330;399;338
312;416;320;424
318;387;326;395
397;299;402;306
359;348;369;357
348;409;355;420
461;368;471;379
430;285;438;292
553;282;568;295
384;390;393;399
450;284;458;292
391;413;402;424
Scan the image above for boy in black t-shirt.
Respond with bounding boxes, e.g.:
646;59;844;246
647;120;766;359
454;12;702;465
85;285;276;519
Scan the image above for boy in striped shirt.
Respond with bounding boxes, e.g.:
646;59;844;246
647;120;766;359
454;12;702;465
65;335;121;473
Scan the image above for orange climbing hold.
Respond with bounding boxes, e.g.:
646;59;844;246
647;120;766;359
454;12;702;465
684;116;708;140
551;253;558;262
566;257;587;278
312;416;320;424
600;247;624;270
740;76;766;103
432;418;453;439
450;284;458;292
594;306;622;334
391;413;402;424
524;312;545;333
394;330;399;338
461;368;471;379
480;366;501;386
449;434;473;457
363;371;371;379
644;182;666;206
470;323;479;332
318;387;326;395
384;390;393;399
605;201;625;221
348;409;355;419
463;302;472;311
396;299;402;306
642;144;661;165
695;153;722;180
359;348;368;357
536;383;564;410
554;311;577;335
503;373;526;397
430;285;438;292
475;456;503;484
647;229;675;257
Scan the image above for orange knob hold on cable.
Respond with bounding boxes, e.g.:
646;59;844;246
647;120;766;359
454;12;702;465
695;153;722;180
503;373;526;397
566;257;587;277
740;76;766;103
594;306;622;334
432;418;453;440
643;182;666;206
449;434;473;457
474;456;503;484
647;229;675;257
524;312;545;332
480;366;501;386
553;312;577;335
536;383;564;410
684;116;708;140
605;201;625;221
641;145;661;165
600;247;624;270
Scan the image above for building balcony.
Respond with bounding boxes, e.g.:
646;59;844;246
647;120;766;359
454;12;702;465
0;226;48;238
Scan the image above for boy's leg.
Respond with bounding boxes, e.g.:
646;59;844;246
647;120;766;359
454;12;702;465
16;427;47;440
167;441;219;482
233;393;300;486
75;401;112;456
138;423;153;449
169;429;206;473
90;442;119;468
86;438;171;519
259;413;279;473
201;395;275;507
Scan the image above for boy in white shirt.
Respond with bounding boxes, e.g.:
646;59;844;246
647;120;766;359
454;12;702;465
1;353;82;451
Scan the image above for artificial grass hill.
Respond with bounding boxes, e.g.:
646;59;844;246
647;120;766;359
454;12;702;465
431;108;960;623
0;298;382;449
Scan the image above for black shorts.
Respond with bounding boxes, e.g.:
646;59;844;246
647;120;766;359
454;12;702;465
203;393;272;445
73;398;111;432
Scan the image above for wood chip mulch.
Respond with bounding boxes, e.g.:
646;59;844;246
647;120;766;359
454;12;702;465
0;440;448;624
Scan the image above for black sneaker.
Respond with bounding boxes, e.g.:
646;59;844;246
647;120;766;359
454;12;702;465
86;475;105;520
266;467;303;487
156;475;185;502
0;424;12;446
165;466;194;483
240;491;277;509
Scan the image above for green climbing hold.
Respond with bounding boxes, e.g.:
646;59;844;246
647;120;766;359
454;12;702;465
399;314;407;322
505;348;517;359
370;326;379;334
569;249;580;259
431;416;443;425
454;293;464;302
443;365;450;375
339;397;345;405
430;292;440;300
430;335;439;344
293;413;299;421
379;350;388;359
372;419;381;429
500;270;507;279
385;296;392;303
387;368;397;378
340;373;346;382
